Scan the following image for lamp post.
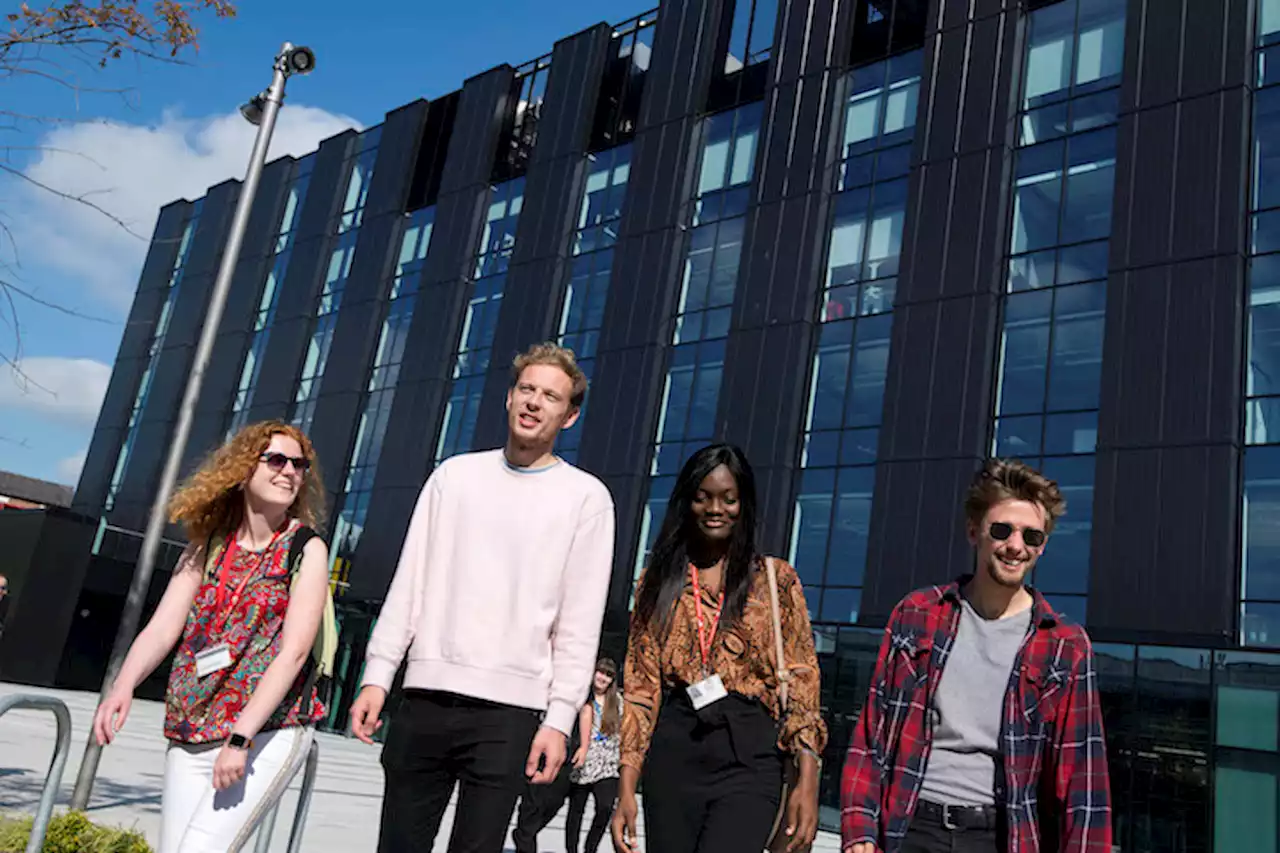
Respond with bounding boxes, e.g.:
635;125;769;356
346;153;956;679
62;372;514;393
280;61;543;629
70;41;317;810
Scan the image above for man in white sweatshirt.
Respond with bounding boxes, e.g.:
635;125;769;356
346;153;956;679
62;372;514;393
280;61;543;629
349;342;616;853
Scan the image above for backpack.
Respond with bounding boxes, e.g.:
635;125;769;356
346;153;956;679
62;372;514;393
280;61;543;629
202;524;339;707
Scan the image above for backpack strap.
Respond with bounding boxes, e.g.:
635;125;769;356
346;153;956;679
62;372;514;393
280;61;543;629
286;525;318;578
285;524;334;709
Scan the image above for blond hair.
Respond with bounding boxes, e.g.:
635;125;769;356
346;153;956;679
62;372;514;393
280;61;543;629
168;420;326;543
964;458;1066;533
511;342;588;408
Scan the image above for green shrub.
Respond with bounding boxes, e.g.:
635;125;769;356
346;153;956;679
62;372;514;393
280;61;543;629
0;812;152;853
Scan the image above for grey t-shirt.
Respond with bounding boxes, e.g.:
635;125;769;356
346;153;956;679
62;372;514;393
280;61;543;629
918;596;1031;806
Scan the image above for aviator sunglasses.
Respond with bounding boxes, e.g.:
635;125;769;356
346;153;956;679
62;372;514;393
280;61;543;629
260;452;311;475
989;521;1046;548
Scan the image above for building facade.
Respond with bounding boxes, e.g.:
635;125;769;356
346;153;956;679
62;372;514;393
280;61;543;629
5;0;1280;846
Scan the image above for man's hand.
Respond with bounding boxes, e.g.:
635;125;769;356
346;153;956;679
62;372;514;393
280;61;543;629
525;725;567;783
349;685;387;745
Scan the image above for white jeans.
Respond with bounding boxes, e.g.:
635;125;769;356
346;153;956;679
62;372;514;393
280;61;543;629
160;727;313;853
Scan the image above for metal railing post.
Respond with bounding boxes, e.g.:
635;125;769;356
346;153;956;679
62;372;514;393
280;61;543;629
285;740;320;853
253;801;281;853
0;694;73;853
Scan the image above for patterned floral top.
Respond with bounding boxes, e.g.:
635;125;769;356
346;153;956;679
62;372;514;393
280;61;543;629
621;557;827;771
164;521;324;744
571;695;622;785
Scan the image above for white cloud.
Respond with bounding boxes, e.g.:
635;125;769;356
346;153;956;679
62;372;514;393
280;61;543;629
0;356;111;425
11;104;361;312
57;450;87;483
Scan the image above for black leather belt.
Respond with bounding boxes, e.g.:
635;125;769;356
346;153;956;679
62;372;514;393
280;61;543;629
915;799;1000;831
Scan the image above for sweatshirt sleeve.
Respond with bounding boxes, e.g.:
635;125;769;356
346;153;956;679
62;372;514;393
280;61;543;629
360;472;442;692
543;491;616;736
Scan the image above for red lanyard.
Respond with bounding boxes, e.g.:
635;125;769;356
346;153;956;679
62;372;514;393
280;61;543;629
211;528;284;637
689;564;724;674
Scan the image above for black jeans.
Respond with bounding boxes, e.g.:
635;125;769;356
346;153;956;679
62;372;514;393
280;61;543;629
511;759;574;853
377;690;540;853
565;777;618;853
642;691;783;853
900;803;1002;853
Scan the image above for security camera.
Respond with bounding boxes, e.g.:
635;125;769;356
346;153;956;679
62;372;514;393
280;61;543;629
284;45;316;76
240;93;267;126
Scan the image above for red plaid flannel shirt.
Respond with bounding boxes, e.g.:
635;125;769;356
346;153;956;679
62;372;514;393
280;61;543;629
840;578;1111;853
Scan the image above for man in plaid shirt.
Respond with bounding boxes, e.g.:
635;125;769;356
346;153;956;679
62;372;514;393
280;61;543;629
841;459;1110;853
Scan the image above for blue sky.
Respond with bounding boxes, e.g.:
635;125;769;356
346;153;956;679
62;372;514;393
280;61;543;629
0;0;643;486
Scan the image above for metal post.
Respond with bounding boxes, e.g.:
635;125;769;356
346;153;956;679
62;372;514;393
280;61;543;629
70;42;298;810
0;695;73;853
285;740;321;853
253;802;281;853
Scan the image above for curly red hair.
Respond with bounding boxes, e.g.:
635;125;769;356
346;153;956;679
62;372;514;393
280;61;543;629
168;420;326;543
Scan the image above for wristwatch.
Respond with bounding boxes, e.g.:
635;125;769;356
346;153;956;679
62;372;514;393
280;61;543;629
227;733;253;751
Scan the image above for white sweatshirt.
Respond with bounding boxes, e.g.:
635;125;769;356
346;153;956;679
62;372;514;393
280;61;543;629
361;449;616;735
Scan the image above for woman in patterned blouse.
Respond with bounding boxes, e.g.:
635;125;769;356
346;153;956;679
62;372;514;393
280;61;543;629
611;444;827;853
92;421;330;853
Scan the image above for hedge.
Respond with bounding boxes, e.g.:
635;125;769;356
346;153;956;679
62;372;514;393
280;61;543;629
0;811;152;853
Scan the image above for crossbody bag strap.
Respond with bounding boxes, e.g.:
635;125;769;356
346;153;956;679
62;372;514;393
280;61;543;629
764;556;790;712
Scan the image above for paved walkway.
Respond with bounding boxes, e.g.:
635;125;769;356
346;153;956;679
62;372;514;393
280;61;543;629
0;683;842;852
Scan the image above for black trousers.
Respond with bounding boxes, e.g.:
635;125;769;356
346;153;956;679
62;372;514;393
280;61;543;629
900;803;1002;853
377;690;540;853
641;691;783;853
565;777;618;853
511;759;574;853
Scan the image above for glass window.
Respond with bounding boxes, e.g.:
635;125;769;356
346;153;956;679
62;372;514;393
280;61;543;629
1214;765;1277;853
787;51;922;613
989;0;1124;616
436;180;525;464
723;0;777;73
635;104;761;569
558;145;633;463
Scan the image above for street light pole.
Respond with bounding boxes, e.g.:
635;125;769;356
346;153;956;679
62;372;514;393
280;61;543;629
70;41;312;810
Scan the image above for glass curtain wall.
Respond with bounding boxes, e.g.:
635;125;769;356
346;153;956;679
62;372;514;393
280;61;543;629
991;0;1125;624
291;128;381;432
788;52;921;625
633;103;763;574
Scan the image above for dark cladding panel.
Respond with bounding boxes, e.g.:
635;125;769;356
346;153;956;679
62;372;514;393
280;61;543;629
719;321;814;468
639;0;726;129
540;24;614;161
363;100;430;221
440;67;516;197
772;0;846;82
578;344;668;477
73;425;124;514
307;390;363;480
734;192;827;329
1089;445;1238;643
134;201;193;294
313;299;384;398
245;315;311;413
597;228;686;351
345;485;420;602
161;182;240;351
860;456;980;624
184;329;248;465
620;116;700;238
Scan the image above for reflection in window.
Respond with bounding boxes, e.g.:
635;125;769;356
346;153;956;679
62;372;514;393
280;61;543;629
330;208;434;594
557;145;632;463
495;55;552;181
635;104;762;573
1244;8;1280;646
723;0;777;73
991;0;1125;619
787;53;921;622
228;156;315;437
849;0;928;66
101;202;204;515
592;11;657;148
292;129;381;433
436;178;526;463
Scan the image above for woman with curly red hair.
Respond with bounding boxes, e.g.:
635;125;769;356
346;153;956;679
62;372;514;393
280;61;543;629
92;421;330;853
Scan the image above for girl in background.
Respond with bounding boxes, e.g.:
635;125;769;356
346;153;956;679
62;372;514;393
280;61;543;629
567;658;622;853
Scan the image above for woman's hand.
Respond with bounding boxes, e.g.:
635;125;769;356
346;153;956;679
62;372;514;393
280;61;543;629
782;752;821;851
572;745;588;768
611;787;640;853
213;745;248;791
92;688;132;746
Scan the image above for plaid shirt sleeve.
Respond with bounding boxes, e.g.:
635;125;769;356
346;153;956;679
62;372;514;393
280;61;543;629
1052;634;1112;852
840;604;898;848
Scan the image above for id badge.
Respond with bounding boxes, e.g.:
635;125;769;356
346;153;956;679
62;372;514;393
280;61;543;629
195;643;233;679
686;674;728;710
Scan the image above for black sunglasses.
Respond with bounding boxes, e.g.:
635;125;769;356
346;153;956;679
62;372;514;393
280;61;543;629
989;521;1046;548
260;452;311;474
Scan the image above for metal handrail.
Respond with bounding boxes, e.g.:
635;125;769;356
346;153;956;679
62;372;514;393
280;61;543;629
0;694;73;853
253;739;320;853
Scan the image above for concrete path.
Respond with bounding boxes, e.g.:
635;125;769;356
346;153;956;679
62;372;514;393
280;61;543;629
0;683;842;851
